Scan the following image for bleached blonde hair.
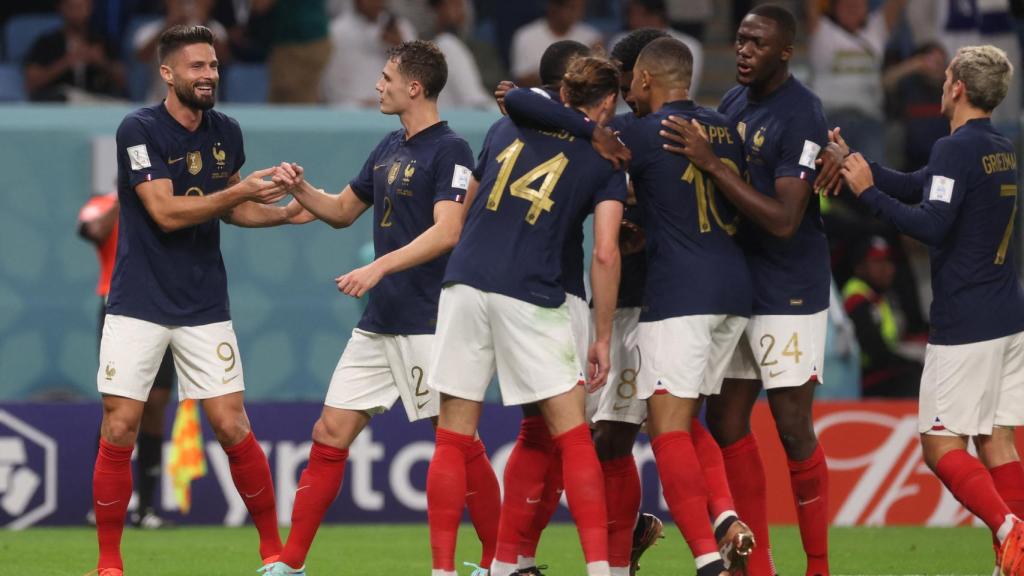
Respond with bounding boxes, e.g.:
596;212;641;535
950;45;1014;112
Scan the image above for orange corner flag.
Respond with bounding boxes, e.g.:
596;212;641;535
167;399;206;514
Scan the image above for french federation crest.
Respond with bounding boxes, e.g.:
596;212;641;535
187;151;202;175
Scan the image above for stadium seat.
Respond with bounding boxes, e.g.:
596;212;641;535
223;64;268;103
0;64;26;101
4;14;62;63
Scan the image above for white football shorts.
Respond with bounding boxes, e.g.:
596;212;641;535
637;314;748;400
723;310;827;389
588;306;647;425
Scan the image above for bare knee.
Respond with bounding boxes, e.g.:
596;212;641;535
774;411;817;460
209;411;251;447
311;408;369;450
102;414;140;446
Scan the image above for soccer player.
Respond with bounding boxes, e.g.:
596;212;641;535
260;41;500;576
837;44;1024;576
79;192;173;529
616;37;752;576
426;55;625;576
94;25;310;576
660;6;831;575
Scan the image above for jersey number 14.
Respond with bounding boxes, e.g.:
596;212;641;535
486;138;568;225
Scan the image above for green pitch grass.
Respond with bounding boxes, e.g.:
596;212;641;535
3;524;997;575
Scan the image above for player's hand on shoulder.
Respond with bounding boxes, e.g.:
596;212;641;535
592;126;631;170
494;80;516;116
660;117;714;170
586;339;611;392
840;153;873;197
242;166;289;204
815;127;849;196
335;262;384;299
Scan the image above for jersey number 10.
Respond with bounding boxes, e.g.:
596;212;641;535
681;158;741;235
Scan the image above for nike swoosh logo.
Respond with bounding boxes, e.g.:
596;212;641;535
465;491;478;497
613;402;632;410
526;497;542;504
168;156;184;164
96;500;121;506
243;487;266;499
296;485;311;493
768;369;786;378
374;163;388;170
797;496;820;506
223;373;239;385
416;400;430;410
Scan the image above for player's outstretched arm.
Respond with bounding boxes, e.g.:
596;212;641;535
588;198;623;392
290;178;370;229
661;117;809;238
135;166;290;232
335;199;464;298
223;168;318;227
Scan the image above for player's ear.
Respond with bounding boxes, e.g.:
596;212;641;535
159;63;173;85
408;79;422;100
780;43;793;63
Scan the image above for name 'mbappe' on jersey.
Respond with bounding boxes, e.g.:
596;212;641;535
349;121;473;335
445;115;627;308
108;103;245;326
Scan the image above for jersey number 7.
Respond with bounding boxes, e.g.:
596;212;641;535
486;138;569;225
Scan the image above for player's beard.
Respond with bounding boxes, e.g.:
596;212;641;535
174;79;216;111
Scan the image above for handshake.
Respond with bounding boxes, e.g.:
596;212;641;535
238;162;317;225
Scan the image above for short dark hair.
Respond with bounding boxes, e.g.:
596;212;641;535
539;40;591;87
561;56;620;108
158;25;214;63
635;37;693;89
748;4;796;46
386;40;448;100
610;28;669;72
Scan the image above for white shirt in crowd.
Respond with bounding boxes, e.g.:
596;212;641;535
323;9;417;106
434;31;495;111
510;18;602;81
809;9;889;119
134;18;228;103
608;28;703;99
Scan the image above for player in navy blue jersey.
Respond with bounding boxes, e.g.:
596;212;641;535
838;45;1024;575
258;41;500;576
660;6;831;574
615;37;753;576
93;25;312;576
427;56;625;576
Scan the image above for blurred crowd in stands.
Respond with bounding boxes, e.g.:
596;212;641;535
6;0;1024;398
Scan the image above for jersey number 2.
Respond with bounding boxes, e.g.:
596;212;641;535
486;138;568;225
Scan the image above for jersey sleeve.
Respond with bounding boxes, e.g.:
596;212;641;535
858;138;966;246
504;88;596;139
593;168;628;207
775;105;828;184
229;116;246;174
117;115;170;189
473;122;498;180
869;160;926;203
432;138;475;204
350;137;387;204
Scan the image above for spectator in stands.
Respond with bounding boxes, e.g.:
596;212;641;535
251;0;331;103
429;0;493;110
842;236;922;398
883;41;948;170
609;0;703;98
807;0;907;162
134;0;230;103
510;0;601;87
323;0;416;106
23;0;124;102
665;0;711;41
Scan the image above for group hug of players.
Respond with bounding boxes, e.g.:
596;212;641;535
90;3;1024;576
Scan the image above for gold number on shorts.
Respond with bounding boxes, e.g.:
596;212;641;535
996;185;1018;265
781;332;803;364
381;196;394;228
617;368;637;399
681;157;740;235
487;138;567;225
216;341;236;373
411;366;428;397
758;334;778;367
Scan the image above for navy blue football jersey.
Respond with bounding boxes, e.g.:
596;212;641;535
718;76;831;315
108;103;244;326
861;118;1024;345
619;100;751;321
349;121;473;335
445;115;627;307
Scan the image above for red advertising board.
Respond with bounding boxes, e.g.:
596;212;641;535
754;400;1024;525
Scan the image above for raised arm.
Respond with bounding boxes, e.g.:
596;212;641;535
290;179;371;229
504;87;596;138
222;171;316;227
869;161;927;203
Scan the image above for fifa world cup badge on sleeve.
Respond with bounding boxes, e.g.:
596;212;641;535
127;145;151;170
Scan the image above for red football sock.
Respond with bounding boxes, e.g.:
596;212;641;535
225;431;282;561
94;439;133;571
652;431;718;561
722;433;774;576
692;418;735;520
788;443;829;576
465;438;501;568
936;450;1014;540
521;443;563;562
428;427;475;572
991;461;1024;518
279;442;348;568
495;417;554;568
602;455;641;569
554;424;609;567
